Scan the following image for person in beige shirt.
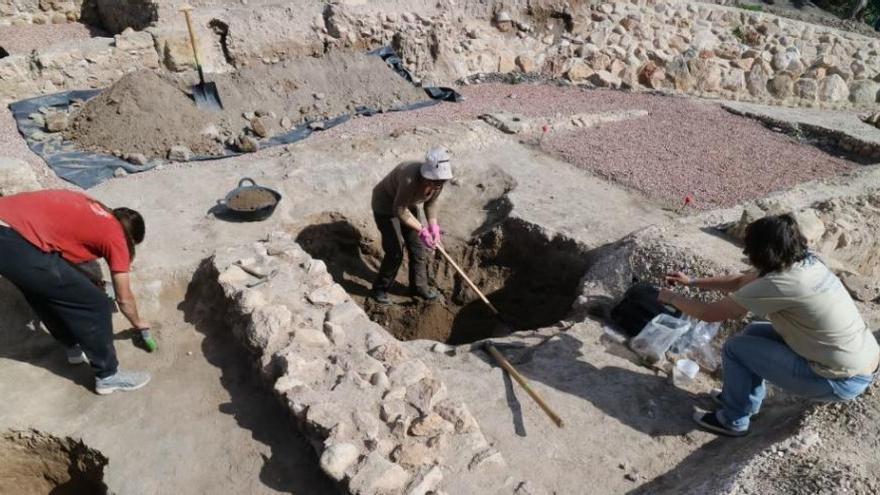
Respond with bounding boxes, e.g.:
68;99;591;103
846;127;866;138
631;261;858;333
370;147;452;304
659;214;879;437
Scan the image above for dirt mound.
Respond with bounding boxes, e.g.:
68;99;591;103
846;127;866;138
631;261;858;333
65;52;429;160
0;429;109;495
66;69;220;159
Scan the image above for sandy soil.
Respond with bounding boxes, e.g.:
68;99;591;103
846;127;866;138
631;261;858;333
0;23;103;54
65;52;429;159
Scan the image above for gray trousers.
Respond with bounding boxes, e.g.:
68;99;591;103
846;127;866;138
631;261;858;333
372;210;429;292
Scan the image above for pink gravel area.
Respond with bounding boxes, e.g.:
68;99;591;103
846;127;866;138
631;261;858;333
0;23;102;54
314;84;855;209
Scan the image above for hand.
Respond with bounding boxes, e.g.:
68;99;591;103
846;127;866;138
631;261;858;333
665;271;691;286
418;227;436;249
428;222;441;246
658;288;675;305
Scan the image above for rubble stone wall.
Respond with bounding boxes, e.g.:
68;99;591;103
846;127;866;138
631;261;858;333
0;0;89;26
194;232;516;495
3;0;879;108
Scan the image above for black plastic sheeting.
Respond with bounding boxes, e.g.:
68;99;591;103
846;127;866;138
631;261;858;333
9;47;461;189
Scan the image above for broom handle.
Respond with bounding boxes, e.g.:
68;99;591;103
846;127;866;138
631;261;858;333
435;244;500;315
487;344;565;428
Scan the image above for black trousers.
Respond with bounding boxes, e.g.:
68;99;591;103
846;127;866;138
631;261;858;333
372;211;429;293
0;226;118;378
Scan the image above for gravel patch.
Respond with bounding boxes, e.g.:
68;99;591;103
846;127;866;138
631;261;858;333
315;84;856;209
0;23;102;55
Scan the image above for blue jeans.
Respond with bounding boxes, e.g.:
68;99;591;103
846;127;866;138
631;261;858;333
719;322;877;432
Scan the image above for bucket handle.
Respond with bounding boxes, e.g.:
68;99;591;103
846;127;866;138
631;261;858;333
238;177;257;188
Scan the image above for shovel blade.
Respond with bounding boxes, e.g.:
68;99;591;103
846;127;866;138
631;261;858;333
192;81;223;111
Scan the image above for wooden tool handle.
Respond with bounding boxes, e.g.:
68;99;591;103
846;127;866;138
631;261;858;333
435;244;500;315
487;344;564;428
179;6;203;68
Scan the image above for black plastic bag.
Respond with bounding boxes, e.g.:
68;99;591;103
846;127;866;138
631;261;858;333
609;282;681;338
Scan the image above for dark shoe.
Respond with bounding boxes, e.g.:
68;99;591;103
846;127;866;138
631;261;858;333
411;287;440;301
371;289;391;305
708;389;760;417
692;410;748;437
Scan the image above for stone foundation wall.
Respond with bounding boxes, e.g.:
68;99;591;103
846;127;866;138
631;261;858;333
324;0;880;109
0;0;90;26
0;29;160;104
3;0;878;108
197;232;517;495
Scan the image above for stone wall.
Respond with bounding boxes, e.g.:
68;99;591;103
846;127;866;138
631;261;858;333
0;0;91;26
196;232;517;495
3;0;879;108
0;29;160;104
323;0;880;108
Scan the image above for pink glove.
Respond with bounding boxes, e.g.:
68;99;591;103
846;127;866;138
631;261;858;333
418;227;436;249
429;222;441;246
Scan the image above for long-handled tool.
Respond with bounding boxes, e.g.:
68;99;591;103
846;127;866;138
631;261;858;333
180;5;223;111
435;243;564;428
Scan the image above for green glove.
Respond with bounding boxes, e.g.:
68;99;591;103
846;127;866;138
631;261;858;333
139;328;157;352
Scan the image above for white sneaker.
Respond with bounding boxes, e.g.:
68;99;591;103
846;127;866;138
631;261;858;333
65;346;89;365
95;370;151;395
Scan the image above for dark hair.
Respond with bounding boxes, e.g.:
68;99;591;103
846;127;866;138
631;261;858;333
112;208;145;262
743;213;809;276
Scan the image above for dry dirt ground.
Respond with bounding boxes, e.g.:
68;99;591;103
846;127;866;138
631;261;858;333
2;18;880;495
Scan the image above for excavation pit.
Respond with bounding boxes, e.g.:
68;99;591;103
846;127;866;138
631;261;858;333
295;213;590;344
0;430;109;495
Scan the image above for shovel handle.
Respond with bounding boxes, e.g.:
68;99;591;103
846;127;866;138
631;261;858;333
487;344;564;428
435;243;500;315
179;6;204;71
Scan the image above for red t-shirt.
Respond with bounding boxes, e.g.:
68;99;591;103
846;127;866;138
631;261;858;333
0;189;131;272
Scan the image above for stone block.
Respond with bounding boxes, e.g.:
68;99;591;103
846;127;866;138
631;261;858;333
849;80;879;105
434;400;479;433
405;378;447;415
795;78;818;100
0;157;40;196
294;327;331;347
307;284;349;306
327;300;363;325
320;443;360;481
405;466;443;495
167;145;192;161
565;60;594;82
349;452;410;495
388;360;429;387
818;74;849;102
114;27;154;50
588;70;622;88
409;413;453;437
246;304;291;350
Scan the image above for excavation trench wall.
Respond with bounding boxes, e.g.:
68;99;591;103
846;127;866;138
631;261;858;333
185;231;529;494
4;0;880;106
295;214;592;345
0;429;109;495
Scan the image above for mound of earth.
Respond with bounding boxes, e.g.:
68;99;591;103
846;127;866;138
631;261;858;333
66;52;429;160
66;69;221;159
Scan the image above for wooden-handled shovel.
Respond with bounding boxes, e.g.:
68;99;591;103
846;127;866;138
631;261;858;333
435;243;564;428
180;5;223;111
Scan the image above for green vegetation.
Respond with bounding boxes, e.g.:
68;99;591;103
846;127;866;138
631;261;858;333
735;3;764;12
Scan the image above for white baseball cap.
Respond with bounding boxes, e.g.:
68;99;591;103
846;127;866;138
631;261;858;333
420;146;453;181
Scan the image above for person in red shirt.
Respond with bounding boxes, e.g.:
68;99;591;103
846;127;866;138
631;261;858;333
0;189;151;394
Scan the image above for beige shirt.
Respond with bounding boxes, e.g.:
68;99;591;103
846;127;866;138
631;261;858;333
731;256;880;379
371;161;442;226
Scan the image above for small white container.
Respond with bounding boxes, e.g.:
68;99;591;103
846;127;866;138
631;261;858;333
673;358;700;387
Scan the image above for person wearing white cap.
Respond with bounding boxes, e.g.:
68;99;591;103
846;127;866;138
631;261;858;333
370;146;453;304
